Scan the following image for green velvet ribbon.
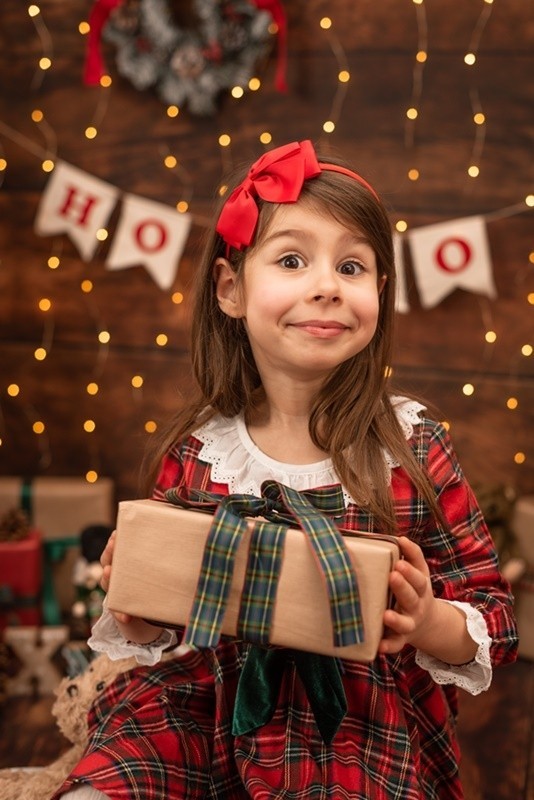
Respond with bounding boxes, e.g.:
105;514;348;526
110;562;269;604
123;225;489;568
233;646;347;745
165;481;355;744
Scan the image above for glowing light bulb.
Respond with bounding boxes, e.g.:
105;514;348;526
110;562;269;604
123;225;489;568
521;344;533;357
33;421;45;434
464;53;476;66
462;383;475;396
338;70;350;83
86;470;98;483
166;105;179;118
145;420;157;433
78;21;90;35
408;168;420;181
96;228;108;241
98;331;111;344
323;120;335;133
85;126;97;139
28;5;40;16
86;382;99;395
219;134;231;147
100;75;112;87
260;132;272;144
31;109;44;122
164;155;177;168
34;347;47;361
506;397;518;410
176;201;189;213
320;17;332;29
231;86;244;98
38;298;52;311
474;112;485;125
396;220;408;232
172;292;184;304
48;256;60;269
81;279;93;293
484;331;497;343
406;108;418;120
248;77;261;91
83;419;96;433
468;165;480;177
7;384;20;397
39;57;52;70
156;334;168;346
42;160;54;172
514;452;526;465
131;375;144;388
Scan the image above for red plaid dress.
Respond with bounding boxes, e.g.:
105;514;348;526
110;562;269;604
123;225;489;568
54;417;517;799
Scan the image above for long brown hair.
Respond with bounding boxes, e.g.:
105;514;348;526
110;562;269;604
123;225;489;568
146;148;446;534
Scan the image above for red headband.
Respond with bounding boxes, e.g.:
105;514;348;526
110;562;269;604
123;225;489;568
215;140;379;252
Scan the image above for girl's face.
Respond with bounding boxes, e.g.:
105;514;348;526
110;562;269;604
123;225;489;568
215;202;385;386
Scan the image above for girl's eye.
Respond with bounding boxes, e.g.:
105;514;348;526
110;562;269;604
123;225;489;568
279;254;304;270
337;260;364;276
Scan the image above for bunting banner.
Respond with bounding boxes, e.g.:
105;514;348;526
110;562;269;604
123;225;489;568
33;161;502;307
105;194;192;290
408;215;496;309
34;161;119;261
393;232;409;314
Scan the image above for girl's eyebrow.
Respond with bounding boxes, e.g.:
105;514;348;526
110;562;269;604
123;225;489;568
261;229;372;247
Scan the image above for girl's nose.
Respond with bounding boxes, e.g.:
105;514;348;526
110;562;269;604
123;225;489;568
309;264;341;303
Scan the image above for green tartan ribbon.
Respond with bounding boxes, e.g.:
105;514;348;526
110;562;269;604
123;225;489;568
165;481;359;744
165;480;364;651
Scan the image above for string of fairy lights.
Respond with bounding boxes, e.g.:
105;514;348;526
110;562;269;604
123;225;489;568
0;0;532;483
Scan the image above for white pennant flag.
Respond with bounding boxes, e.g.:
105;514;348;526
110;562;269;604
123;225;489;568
408;215;496;309
106;194;192;290
34;161;119;260
393;232;409;313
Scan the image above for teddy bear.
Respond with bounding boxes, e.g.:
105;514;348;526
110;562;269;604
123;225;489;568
0;653;137;800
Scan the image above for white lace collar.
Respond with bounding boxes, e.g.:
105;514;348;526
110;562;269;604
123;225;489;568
193;396;425;506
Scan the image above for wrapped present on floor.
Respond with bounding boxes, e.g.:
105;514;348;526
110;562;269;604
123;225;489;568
107;484;400;663
0;476;114;541
0;527;43;632
0;476;114;626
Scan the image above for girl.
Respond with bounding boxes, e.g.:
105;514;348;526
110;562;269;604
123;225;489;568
56;140;517;800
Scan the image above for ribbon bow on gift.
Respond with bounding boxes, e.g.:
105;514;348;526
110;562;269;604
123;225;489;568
215;140;322;251
165;480;364;744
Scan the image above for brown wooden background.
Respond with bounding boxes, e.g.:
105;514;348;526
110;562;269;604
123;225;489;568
0;0;533;506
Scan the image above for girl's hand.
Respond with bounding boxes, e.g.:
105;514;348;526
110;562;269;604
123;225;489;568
100;530;164;644
378;536;439;656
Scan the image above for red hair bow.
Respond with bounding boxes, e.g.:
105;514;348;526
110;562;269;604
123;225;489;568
216;140;321;252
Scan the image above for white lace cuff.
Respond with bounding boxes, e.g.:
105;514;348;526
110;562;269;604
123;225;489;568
415;601;492;695
88;606;178;666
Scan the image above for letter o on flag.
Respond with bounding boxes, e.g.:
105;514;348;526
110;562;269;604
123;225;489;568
134;219;167;253
434;237;472;273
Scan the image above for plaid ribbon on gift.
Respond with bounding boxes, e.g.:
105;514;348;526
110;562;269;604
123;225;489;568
164;480;364;651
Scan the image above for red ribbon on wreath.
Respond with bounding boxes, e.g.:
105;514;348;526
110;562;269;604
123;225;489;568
83;0;288;93
83;0;123;85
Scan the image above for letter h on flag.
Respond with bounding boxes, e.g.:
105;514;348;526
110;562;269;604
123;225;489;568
408;215;497;309
34;161;119;260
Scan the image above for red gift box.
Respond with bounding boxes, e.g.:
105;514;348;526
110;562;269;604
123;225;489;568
0;529;43;631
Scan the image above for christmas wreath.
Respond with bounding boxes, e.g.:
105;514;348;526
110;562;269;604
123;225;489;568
84;0;287;116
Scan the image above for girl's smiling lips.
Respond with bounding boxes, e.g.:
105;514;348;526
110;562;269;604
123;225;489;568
289;320;350;338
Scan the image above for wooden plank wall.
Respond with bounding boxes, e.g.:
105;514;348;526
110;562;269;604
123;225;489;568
0;0;532;504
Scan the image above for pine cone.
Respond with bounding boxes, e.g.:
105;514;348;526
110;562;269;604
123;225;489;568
0;508;30;542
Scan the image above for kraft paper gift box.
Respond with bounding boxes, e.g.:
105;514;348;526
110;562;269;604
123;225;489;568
107;499;400;662
0;477;114;541
0;529;43;631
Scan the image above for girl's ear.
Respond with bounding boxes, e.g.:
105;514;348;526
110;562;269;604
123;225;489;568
214;258;244;318
378;274;387;295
